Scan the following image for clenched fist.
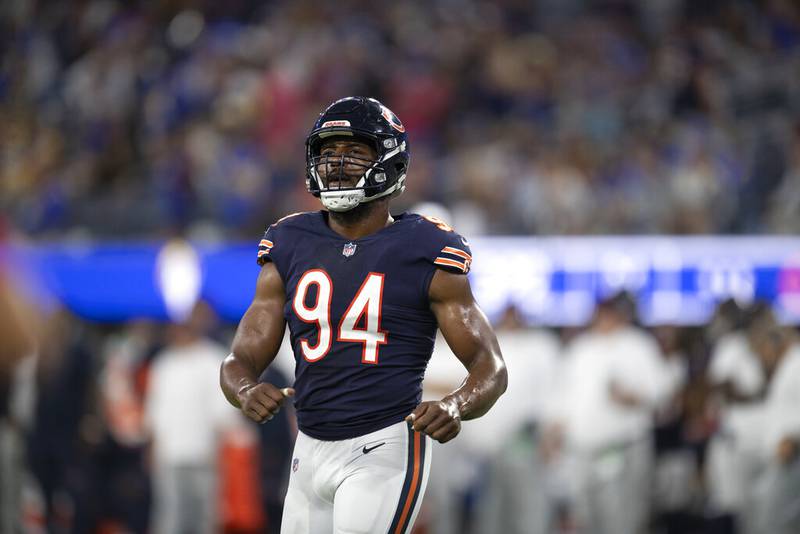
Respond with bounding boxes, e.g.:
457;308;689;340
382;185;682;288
405;398;461;443
237;382;295;424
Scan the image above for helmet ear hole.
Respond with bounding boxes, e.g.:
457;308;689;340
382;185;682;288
394;162;406;175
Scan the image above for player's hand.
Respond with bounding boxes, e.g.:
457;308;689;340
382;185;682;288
777;436;798;465
405;397;461;443
237;382;294;424
609;380;642;408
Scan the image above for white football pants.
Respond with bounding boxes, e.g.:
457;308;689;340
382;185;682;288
280;420;432;534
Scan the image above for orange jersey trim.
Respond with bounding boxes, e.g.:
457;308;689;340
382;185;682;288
440;246;471;261
434;257;467;273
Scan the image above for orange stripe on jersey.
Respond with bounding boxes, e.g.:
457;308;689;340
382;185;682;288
259;239;274;248
394;431;421;534
441;246;471;261
434;257;467;272
257;249;270;257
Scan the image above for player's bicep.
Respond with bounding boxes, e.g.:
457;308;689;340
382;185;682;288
231;262;287;373
428;269;500;369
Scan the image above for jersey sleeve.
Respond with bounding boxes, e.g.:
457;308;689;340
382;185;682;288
256;224;278;266
420;216;473;275
433;232;473;275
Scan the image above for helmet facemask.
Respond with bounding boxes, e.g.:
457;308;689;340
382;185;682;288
306;135;406;212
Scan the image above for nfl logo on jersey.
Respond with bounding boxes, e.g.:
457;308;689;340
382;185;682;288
342;242;357;257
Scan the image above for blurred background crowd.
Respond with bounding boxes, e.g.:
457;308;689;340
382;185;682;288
2;0;800;533
2;0;800;239
2;293;800;534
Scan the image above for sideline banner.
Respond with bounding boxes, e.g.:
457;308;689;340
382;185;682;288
7;236;800;325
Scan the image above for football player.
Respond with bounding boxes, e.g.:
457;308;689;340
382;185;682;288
220;96;507;534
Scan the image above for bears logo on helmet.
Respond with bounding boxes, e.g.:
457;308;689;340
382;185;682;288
379;105;405;133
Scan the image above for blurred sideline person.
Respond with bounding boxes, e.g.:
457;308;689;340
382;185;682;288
220;97;507;534
145;302;241;534
648;325;699;533
470;305;562;534
0;232;39;534
707;314;800;534
542;293;677;534
98;321;159;533
746;321;800;534
254;364;295;534
26;309;104;532
420;304;561;534
704;304;770;533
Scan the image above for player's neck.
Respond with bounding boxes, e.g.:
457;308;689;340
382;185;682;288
327;200;394;240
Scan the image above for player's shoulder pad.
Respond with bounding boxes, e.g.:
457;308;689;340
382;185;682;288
413;213;473;275
256;211;314;266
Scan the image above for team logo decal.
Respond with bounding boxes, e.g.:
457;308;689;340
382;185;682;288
380;105;405;132
292;458;300;472
342;242;357;257
322;120;351;128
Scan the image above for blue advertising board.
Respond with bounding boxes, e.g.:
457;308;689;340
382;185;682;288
7;236;800;325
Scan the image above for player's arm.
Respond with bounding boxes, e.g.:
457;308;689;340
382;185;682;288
0;273;36;368
408;269;507;443
220;262;294;423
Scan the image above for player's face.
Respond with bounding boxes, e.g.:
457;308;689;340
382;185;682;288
317;138;377;189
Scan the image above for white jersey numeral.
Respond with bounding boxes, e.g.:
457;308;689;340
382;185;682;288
292;269;333;361
293;270;387;363
338;273;387;364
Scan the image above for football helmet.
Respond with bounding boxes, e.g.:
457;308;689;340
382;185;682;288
305;97;409;212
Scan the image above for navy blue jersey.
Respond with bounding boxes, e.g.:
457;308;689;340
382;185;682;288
256;211;472;440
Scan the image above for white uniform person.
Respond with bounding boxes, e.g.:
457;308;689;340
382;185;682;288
543;294;675;534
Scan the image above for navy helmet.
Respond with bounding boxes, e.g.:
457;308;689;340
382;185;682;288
305;97;409;212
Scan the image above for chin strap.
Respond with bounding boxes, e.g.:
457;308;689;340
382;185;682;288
320;175;406;212
320;190;365;212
